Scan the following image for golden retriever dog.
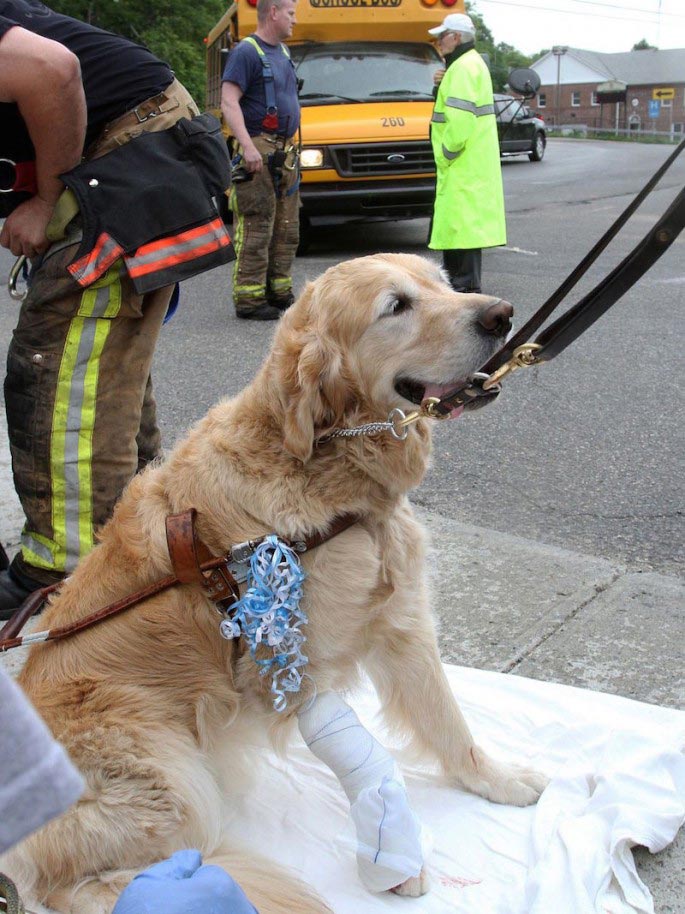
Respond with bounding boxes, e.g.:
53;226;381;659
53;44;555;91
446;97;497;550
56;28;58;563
3;253;546;914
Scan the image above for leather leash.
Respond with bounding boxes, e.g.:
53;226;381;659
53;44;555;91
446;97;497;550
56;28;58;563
425;137;685;417
0;510;359;652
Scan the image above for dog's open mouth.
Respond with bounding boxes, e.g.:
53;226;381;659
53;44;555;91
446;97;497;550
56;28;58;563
395;377;497;417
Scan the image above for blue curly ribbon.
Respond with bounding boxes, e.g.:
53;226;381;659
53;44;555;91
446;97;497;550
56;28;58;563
219;536;308;712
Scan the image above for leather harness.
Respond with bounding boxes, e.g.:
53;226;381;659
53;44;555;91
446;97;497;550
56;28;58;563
0;510;359;652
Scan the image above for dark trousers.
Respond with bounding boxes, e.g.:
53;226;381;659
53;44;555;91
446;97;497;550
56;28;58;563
442;249;482;293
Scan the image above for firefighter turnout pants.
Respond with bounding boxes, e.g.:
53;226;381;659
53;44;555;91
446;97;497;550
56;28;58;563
4;80;198;580
230;134;300;312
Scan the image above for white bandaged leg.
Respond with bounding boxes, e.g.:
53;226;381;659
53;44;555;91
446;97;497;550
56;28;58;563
297;690;424;892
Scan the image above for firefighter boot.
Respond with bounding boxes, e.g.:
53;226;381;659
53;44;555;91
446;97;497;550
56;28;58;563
0;554;63;620
235;299;283;320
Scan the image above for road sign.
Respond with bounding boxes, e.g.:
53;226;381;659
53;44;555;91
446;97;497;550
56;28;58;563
652;87;674;100
649;99;660;118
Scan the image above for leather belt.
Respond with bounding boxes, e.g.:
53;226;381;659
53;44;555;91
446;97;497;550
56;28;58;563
425;137;685;417
259;132;296;146
103;85;178;133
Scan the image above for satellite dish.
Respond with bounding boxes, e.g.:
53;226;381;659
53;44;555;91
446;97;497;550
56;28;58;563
507;68;541;99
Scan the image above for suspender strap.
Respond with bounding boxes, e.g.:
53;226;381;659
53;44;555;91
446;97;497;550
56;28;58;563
243;36;293;131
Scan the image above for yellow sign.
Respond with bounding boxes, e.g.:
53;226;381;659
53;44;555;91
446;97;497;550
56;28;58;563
652;87;675;100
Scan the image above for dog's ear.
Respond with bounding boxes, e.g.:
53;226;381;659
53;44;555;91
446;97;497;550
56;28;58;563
275;288;350;462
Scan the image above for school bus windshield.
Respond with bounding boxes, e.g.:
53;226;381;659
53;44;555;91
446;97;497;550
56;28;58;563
291;42;440;105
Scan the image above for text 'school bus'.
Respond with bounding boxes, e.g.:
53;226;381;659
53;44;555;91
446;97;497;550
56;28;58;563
206;0;465;246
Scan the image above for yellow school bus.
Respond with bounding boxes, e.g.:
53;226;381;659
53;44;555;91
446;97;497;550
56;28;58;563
206;0;465;243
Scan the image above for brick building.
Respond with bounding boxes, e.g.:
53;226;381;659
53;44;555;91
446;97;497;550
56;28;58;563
530;47;685;136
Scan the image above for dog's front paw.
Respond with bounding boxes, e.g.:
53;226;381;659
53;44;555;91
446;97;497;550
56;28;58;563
390;867;430;897
457;746;549;807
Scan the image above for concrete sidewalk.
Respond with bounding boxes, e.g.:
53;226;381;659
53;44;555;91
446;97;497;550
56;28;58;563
1;424;683;911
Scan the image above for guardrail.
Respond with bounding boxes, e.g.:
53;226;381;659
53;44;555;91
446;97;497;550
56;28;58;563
546;125;681;144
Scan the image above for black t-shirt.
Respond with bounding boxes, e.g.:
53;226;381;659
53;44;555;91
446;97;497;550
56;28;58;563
0;0;174;151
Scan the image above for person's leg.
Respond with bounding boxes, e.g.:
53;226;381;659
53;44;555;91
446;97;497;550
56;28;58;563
229;140;281;320
136;375;162;474
266;158;300;310
1;248;170;615
442;248;482;293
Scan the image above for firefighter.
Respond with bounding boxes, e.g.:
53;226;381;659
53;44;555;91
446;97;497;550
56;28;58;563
0;1;201;618
221;0;301;320
428;13;506;293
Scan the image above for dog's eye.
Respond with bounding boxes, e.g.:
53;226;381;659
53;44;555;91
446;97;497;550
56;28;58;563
389;296;412;316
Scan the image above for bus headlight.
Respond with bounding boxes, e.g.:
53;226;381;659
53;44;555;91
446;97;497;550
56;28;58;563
300;148;325;168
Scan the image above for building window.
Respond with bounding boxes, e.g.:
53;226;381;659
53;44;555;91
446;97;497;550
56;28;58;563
538;93;546;108
571;91;581;107
673;123;683;134
591;91;600;106
661;97;672;109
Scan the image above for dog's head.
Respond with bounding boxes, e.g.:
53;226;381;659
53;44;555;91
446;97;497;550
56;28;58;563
272;253;512;462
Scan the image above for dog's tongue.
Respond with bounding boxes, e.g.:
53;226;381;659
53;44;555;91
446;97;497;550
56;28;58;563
423;384;465;420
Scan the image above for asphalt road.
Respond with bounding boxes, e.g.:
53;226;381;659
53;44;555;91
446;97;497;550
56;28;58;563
0;138;683;574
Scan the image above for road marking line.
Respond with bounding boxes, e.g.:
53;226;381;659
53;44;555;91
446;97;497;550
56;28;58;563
501;245;539;256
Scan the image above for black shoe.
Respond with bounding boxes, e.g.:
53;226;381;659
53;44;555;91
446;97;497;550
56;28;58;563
268;291;295;312
0;559;62;621
236;302;282;321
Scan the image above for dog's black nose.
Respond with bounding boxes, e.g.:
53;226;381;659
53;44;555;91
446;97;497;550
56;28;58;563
478;299;513;336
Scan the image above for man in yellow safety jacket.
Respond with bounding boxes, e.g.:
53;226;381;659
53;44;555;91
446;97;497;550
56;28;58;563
428;13;506;293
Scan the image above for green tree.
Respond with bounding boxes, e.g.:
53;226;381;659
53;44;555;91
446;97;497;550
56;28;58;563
49;0;225;105
632;38;658;50
466;2;536;91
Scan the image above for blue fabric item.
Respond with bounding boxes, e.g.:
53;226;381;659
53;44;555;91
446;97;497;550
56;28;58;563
111;849;259;914
221;35;300;138
220;535;308;712
163;282;180;323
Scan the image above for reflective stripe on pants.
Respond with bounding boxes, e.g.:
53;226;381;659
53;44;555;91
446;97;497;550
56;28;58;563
5;251;171;574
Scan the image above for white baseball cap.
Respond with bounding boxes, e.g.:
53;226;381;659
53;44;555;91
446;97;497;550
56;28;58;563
428;13;476;37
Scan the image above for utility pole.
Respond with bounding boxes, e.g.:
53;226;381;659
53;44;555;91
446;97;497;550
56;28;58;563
552;45;568;130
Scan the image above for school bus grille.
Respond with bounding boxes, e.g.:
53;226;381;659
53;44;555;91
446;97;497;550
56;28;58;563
330;142;434;177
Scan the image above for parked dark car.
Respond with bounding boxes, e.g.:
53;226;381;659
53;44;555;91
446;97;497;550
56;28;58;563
494;94;546;162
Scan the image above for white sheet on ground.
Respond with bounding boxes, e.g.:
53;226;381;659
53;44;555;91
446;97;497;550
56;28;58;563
27;665;685;914
223;665;685;914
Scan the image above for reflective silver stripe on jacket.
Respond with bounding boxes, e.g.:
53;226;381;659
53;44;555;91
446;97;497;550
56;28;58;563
431;112;446;123
444;98;495;116
442;145;462;160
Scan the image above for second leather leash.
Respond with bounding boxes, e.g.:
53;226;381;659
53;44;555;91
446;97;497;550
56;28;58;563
428;137;685;415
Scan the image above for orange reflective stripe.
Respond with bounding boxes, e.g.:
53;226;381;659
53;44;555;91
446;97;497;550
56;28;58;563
68;233;124;287
125;219;231;279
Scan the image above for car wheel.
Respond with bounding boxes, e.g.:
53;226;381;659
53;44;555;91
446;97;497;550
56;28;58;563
529;132;546;162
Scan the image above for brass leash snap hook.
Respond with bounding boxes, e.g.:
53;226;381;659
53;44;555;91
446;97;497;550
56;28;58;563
482;343;543;390
420;396;451;419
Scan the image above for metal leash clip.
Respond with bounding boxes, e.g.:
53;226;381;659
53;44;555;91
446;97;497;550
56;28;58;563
8;255;28;302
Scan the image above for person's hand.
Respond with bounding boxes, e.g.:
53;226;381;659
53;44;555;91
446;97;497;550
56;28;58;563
112;849;259;914
242;140;264;174
433;68;445;87
0;195;55;258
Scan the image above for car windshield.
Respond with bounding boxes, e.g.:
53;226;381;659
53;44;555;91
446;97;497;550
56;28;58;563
291;42;440;105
